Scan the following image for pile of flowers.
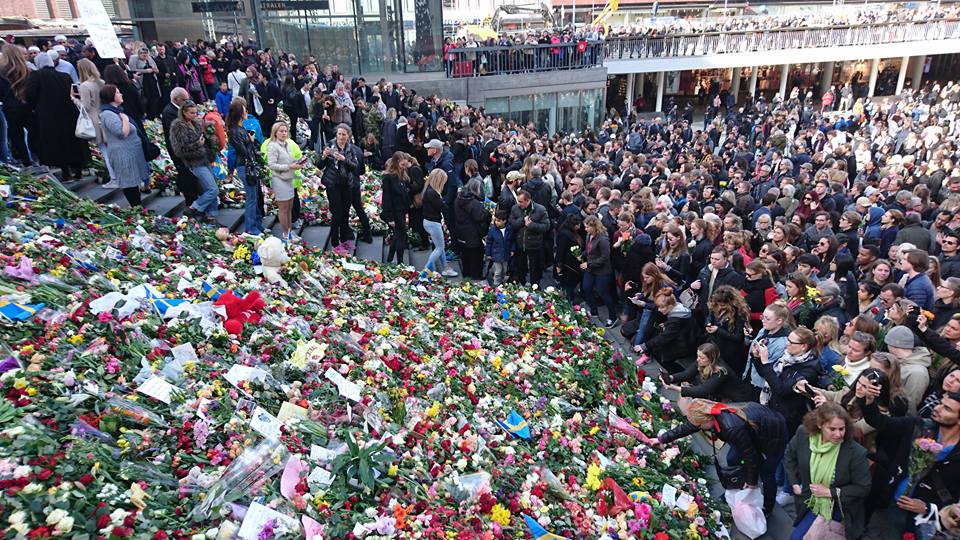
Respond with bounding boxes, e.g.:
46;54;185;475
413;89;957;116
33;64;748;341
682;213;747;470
0;169;727;539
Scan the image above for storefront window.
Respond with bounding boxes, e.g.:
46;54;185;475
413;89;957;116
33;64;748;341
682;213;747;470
484;96;508;119
580;88;602;132
509;95;533;127
534;93;556;135
557;90;580;134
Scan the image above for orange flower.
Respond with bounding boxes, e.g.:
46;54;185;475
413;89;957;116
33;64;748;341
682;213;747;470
393;503;414;529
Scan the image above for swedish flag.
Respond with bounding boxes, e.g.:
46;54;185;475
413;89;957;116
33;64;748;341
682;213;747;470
201;281;231;301
523;514;568;540
0;301;45;322
497;410;531;440
212;154;228;182
151;298;188;316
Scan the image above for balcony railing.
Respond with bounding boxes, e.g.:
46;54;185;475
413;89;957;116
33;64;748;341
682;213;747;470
443;42;605;77
602;19;960;60
443;19;960;77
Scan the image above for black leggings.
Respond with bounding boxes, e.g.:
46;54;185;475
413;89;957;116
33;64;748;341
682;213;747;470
122;187;142;207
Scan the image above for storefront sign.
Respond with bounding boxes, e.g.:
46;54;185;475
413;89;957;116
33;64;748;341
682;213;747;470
260;0;329;10
75;0;124;59
191;1;243;12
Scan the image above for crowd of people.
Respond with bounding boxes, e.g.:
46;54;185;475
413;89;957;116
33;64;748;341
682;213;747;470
7;29;960;538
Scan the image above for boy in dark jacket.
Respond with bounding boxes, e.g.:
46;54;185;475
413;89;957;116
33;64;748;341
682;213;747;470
485;212;513;286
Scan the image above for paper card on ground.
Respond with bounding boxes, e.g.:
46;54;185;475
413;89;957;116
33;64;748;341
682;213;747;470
307;466;333;487
237;502;296;540
661;483;679;508
341;262;366;272
215;520;239;540
249;407;282;440
310;443;347;463
137;376;175;404
675;492;694;511
324;367;362;402
225;365;268;387
171;343;198;363
277;402;308;424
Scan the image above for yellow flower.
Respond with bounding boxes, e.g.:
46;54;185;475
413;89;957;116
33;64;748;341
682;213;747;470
67;335;84;345
426;401;440;419
589;426;600;436
490;503;511;526
585;463;603;491
832;364;850;376
388;464;398;476
233;245;250;261
130;483;150;510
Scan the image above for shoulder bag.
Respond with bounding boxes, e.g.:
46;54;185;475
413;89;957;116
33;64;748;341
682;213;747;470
75;103;96;140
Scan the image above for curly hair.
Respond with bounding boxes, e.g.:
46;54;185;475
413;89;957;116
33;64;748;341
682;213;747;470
707;285;751;325
802;402;855;441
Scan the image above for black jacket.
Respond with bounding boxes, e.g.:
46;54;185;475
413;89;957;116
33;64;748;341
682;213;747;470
783;426;871;540
660;402;787;485
691;237;714;272
555;227;583;287
454;191;491;249
315;142;362;189
861;400;960;511
645;304;699;369
665;362;755;402
521;176;557;220
509;201;550;251
422;185;445;223
705;313;750;376
696;265;745;309
941;253;960;280
380;173;411;223
754;353;821;430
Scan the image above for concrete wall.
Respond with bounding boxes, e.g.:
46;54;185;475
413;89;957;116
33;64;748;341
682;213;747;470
393;66;609;106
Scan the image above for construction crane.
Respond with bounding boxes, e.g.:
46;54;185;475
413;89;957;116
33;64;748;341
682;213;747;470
490;3;559;33
590;0;620;29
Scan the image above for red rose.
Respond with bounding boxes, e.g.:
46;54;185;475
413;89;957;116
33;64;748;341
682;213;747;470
96;514;111;529
27;527;51;539
36;469;53;481
654;534;670;540
152;532;168;540
78;474;95;485
110;526;132;538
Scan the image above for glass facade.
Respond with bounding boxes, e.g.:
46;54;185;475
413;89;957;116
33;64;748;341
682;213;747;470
482;89;603;135
127;0;441;76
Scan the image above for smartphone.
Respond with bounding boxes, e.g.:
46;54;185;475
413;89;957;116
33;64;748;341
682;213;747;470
803;385;818;399
866;371;881;385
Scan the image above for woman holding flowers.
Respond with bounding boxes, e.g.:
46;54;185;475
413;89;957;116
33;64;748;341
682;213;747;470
170;100;219;222
783;403;871;540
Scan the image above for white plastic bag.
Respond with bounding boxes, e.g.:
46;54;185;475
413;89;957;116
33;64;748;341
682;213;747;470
75;103;96;140
724;487;767;539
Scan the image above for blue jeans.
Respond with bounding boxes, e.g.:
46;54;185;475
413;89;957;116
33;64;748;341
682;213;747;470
582;271;617;320
633;308;654;346
237;166;261;234
190;165;219;216
423;219;447;272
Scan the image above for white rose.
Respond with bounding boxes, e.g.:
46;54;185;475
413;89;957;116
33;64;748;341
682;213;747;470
8;510;26;525
10;523;27;535
46;508;69;525
21;483;41;494
54;516;74;534
13;466;30;479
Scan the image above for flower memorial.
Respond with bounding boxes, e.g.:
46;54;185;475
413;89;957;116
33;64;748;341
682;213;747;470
0;169;728;539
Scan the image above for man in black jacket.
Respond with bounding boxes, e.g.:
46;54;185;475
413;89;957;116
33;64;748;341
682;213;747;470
509;190;550;286
860;388;960;537
161;87;198;207
690;247;745;316
939;229;960;279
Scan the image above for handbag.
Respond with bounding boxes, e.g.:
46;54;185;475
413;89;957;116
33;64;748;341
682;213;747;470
75;104;96;140
135;121;161;161
710;421;747;490
803;515;845;540
679;287;699;310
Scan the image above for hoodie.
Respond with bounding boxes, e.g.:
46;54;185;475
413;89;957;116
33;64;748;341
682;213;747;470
898;347;932;414
863;206;884;239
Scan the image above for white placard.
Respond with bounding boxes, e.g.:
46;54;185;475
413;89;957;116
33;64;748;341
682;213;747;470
75;0;124;58
224;365;267;387
137;376;175;404
249;407;282;440
307;467;333;487
324;367;361;402
236;502;296;540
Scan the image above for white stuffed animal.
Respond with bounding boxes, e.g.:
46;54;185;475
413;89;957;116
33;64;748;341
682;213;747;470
257;236;289;286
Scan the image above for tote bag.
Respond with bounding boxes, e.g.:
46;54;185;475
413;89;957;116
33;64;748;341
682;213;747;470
75;104;96;140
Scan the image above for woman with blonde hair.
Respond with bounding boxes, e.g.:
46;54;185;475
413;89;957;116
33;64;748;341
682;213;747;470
422;169;457;277
639;398;788;516
813;315;843;373
73;59;106;171
265;122;303;242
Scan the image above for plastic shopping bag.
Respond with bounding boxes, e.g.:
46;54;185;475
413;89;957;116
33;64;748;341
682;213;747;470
724;487;767;539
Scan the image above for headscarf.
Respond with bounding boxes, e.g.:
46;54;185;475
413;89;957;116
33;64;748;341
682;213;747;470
35;51;53;69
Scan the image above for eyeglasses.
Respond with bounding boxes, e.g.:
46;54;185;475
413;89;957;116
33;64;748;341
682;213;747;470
945;240;958;245
787;338;804;345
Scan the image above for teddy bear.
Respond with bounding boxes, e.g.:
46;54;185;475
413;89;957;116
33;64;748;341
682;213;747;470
214;290;265;336
256;236;289;286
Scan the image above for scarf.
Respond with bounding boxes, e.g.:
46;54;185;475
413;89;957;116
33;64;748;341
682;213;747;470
807;433;841;519
759;349;813;405
100;103;124;116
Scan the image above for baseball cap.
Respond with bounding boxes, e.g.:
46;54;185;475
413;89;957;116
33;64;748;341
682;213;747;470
424;139;443;150
856;197;871;207
864;186;880;197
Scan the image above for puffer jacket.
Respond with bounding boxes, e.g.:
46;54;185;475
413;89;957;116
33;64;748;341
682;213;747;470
904;272;936;311
454;190;491;249
315;142;361;189
169;118;210;167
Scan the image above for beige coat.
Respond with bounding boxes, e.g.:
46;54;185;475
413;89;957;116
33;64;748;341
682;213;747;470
78;79;105;145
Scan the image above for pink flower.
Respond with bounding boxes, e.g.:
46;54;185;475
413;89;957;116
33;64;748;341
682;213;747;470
98;312;113;322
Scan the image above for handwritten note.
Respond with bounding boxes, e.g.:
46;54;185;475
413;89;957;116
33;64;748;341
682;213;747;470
249;407;282;440
137;376;175;404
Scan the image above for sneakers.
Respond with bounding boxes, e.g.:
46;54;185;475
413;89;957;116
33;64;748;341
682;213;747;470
604;319;618;329
775;492;793;506
441;267;459;277
287;231;301;243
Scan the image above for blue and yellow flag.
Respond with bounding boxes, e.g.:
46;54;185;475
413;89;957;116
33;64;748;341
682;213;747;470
201;281;231;301
523;514;568;540
497;410;530;440
150;298;188;316
0;301;45;322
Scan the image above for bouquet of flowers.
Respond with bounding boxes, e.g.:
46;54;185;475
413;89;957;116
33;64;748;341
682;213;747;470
905;437;944;495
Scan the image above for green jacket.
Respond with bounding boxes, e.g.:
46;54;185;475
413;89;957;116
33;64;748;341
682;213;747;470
783;425;871;539
260;137;304;188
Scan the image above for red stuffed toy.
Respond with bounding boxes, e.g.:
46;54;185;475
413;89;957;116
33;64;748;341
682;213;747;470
214;291;265;336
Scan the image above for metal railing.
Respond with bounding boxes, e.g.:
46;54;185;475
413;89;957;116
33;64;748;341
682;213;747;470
443;19;960;77
602;19;960;60
443;41;605;77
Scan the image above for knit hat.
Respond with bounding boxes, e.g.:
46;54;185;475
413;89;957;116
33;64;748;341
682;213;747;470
885;326;915;349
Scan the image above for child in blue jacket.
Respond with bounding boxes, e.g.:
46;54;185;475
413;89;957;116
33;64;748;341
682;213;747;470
484;212;513;286
215;82;232;116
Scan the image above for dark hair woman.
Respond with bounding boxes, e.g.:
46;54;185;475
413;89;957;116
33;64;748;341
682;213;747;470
381;151;414;264
98;84;149;207
705;285;752;375
226;100;263;235
783;403;870;540
660;343;753;402
829;253;859;319
743;259;780;334
103;64;145;133
555;215;584;303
